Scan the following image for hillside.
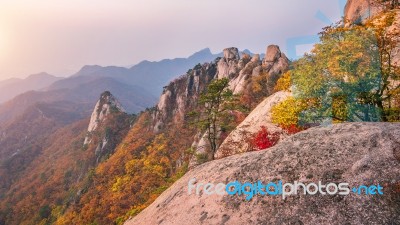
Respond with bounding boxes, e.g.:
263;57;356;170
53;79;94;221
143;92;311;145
0;92;132;225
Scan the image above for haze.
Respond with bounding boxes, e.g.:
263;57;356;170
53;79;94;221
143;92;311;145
0;0;343;80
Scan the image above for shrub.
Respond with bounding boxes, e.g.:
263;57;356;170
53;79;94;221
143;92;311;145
251;126;279;150
271;97;308;128
283;124;304;135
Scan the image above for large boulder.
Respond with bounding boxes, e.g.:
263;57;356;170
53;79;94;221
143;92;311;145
215;91;290;159
125;122;400;225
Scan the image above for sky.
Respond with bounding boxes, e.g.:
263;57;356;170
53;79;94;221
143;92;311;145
0;0;344;80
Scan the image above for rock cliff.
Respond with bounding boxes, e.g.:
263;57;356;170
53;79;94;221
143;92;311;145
83;91;130;164
344;0;382;25
125;122;400;225
152;45;289;133
84;91;125;144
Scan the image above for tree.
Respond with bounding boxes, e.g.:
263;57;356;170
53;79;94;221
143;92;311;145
365;11;400;120
271;96;309;128
190;78;235;159
274;71;292;92
292;19;399;123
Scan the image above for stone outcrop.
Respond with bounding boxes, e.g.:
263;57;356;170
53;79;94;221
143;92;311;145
152;45;290;166
152;45;289;133
216;47;240;79
228;53;262;94
262;45;290;81
344;0;382;25
225;45;289;95
215;91;291;159
125;122;400;225
84;91;125;144
152;62;218;132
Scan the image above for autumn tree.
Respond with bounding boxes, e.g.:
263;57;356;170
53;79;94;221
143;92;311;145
292;19;399;123
190;78;235;159
366;11;400;120
274;71;292;92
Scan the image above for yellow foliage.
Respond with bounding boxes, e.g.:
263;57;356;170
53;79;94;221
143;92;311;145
271;97;308;127
111;176;130;192
275;71;292;92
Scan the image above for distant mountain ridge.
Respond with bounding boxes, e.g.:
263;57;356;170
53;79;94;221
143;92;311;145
0;77;156;125
47;48;223;96
0;48;226;124
0;72;62;103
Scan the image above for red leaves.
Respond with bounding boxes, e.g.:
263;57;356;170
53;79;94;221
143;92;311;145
283;124;304;135
251;126;279;151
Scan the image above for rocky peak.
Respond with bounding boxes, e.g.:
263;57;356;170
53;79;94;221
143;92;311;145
152;62;218;132
152;45;290;133
227;45;288;95
189;48;213;59
223;47;240;60
217;48;240;79
262;45;284;70
84;91;125;144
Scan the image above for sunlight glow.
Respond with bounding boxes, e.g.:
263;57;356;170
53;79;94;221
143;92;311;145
0;30;6;60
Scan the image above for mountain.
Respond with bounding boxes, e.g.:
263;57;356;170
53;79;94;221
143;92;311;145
47;48;223;96
46;45;289;224
0;78;20;89
0;48;222;124
0;72;62;103
125;122;400;225
241;49;265;59
0;77;156;125
0;43;289;224
1;0;397;223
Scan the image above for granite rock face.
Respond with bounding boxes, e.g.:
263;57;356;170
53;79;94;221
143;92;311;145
344;0;382;25
152;45;290;167
125;122;400;225
215;91;291;159
152;62;218;132
217;47;240;79
152;45;289;132
84;91;125;144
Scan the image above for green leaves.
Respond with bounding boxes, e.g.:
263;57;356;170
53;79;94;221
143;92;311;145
291;24;395;123
188;78;236;159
